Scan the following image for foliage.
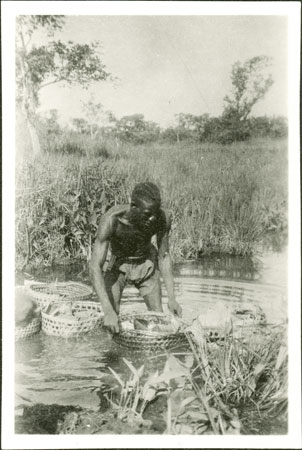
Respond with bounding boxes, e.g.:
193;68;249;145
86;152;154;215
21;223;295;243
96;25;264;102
16;14;112;155
160;114;287;145
249;116;288;139
186;326;287;419
16;15;111;106
220;56;274;143
15;137;287;269
17;15;65;37
115;114;160;144
81;98;116;138
15;156;127;269
172;113;210;142
36;115;113;158
104;325;287;435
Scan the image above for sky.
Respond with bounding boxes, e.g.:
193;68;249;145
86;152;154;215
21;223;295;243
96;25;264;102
34;15;288;127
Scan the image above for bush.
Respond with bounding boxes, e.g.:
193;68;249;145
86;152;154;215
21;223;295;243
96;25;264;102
15;156;127;269
249;116;288;139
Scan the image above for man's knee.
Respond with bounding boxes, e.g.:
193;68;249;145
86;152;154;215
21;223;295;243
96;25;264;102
142;276;163;312
104;270;125;313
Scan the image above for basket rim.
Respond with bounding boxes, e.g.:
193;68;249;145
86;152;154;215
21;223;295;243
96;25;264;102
118;328;186;338
118;311;187;338
42;299;103;306
26;281;93;299
42;302;103;322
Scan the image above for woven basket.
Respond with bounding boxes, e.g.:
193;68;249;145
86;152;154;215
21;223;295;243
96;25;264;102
114;312;188;350
15;317;41;341
27;282;93;311
41;301;103;338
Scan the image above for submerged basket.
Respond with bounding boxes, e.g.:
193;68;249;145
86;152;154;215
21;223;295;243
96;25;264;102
114;312;188;350
27;282;93;310
15;318;41;341
41;301;103;338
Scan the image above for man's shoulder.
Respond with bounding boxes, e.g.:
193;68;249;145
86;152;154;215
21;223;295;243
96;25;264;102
99;205;128;230
105;204;128;219
158;208;172;230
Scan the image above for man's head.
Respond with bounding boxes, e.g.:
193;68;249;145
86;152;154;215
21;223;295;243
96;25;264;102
128;182;161;230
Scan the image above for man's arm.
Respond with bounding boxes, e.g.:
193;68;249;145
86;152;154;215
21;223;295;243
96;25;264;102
90;215;119;333
157;214;182;317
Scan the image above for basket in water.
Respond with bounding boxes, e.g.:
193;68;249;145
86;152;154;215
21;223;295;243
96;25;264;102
41;301;103;338
27;282;93;310
113;312;187;350
15;318;41;341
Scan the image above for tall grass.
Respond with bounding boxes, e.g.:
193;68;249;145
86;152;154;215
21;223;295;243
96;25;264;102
15;153;128;269
15;137;288;269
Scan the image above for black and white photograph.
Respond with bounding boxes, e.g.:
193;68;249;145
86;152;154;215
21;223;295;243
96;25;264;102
2;1;301;448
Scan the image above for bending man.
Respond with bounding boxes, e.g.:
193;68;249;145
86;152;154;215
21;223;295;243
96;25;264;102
90;182;182;333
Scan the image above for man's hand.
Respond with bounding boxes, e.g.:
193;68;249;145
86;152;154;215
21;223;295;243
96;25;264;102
168;300;182;317
103;310;120;334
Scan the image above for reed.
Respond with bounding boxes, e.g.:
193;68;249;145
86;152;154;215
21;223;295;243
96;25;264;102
185;325;288;430
15;137;287;268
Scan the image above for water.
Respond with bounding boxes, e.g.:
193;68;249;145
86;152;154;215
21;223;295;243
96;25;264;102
15;250;287;414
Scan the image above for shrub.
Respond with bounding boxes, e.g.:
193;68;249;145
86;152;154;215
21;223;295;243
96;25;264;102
15;156;127;269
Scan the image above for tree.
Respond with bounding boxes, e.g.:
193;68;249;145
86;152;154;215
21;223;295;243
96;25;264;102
174;113;210;142
81;98;115;138
16;15;111;155
72;117;90;134
116;114;160;144
222;56;274;142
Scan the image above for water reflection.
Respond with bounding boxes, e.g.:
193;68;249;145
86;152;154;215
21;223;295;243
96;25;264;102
15;326;169;411
15;250;287;412
16;249;287;287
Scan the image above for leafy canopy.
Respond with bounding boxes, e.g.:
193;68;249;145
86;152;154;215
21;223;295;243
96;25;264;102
16;15;111;108
223;55;274;121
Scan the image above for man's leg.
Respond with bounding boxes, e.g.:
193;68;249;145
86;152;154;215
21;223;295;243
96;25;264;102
104;268;126;314
140;270;163;312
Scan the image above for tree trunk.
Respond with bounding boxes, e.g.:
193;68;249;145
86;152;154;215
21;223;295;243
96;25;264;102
27;119;41;156
17;26;42;156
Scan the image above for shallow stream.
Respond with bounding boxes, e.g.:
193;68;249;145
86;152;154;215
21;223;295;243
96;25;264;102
15;250;288;417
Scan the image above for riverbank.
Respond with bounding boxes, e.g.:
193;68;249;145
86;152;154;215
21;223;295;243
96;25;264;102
15;137;287;270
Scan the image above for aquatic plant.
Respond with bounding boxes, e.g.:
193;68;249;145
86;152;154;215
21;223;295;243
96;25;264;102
105;325;287;435
185;325;288;429
106;353;240;434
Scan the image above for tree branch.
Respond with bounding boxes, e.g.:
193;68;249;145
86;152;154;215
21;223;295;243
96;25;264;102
39;78;64;89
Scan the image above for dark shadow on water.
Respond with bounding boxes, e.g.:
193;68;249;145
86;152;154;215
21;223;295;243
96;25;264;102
175;253;262;282
17;253;264;285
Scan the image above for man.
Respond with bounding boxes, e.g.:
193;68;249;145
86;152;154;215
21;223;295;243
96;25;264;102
90;182;182;333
